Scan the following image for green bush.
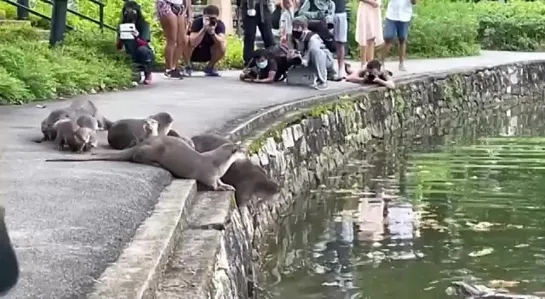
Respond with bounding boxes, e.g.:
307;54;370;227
476;1;545;51
65;0;245;69
0;28;133;105
348;0;545;59
348;0;481;58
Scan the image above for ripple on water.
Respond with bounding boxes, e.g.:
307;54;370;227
262;107;545;299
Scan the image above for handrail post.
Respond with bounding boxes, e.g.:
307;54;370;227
49;0;68;46
99;5;104;32
16;0;29;19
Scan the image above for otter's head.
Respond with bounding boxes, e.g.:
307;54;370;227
143;118;159;137
75;127;93;144
149;112;174;135
219;142;247;164
0;206;20;296
41;118;59;141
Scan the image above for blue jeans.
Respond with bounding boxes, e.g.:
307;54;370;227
383;18;410;42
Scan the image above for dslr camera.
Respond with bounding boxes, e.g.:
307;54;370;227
207;16;218;27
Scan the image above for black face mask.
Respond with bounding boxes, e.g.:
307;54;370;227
292;30;302;39
124;8;137;23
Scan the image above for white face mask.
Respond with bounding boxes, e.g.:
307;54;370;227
256;60;268;69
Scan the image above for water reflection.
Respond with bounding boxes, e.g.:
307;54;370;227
262;103;545;299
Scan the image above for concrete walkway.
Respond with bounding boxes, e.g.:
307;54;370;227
2;50;545;298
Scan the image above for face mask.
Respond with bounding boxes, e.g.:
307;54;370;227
292;30;302;39
256;60;268;69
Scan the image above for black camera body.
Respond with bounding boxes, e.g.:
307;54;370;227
208;16;217;26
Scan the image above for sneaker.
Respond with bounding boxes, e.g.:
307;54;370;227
203;66;221;77
164;68;183;79
181;65;193;77
312;81;328;90
143;73;152;85
399;63;407;72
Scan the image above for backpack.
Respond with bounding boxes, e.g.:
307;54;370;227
264;44;290;58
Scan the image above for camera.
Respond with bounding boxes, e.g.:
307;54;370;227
208;16;217;26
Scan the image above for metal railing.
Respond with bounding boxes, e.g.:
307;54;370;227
0;0;116;45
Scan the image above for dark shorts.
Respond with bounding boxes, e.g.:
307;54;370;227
383;18;410;42
190;45;212;63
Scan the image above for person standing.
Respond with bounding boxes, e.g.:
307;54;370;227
354;0;383;68
279;0;295;48
155;0;192;79
381;0;417;71
332;0;347;78
238;0;276;64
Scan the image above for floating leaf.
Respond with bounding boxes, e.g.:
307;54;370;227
468;247;494;257
488;280;519;288
466;221;496;231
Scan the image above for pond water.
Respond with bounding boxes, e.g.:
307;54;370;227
261;103;545;299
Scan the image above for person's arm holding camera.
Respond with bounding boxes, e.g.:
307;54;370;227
189;18;208;47
373;72;395;89
346;70;367;84
209;18;226;44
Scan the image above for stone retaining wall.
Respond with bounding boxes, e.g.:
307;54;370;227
205;61;545;298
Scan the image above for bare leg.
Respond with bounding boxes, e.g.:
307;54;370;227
381;40;392;65
359;45;366;68
398;41;407;71
365;38;375;62
159;14;178;70
335;42;345;77
208;41;227;68
173;15;190;72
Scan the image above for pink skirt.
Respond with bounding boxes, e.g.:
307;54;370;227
355;1;384;46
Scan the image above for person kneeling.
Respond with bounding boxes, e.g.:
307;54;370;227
345;60;395;89
116;0;155;85
187;5;226;77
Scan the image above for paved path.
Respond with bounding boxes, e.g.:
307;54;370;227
2;50;545;298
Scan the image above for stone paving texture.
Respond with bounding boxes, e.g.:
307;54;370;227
1;50;545;298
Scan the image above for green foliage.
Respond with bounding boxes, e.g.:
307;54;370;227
348;0;481;58
0;28;132;105
408;0;481;58
348;0;545;59
476;1;545;51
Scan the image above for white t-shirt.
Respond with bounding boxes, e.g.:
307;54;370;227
385;0;413;22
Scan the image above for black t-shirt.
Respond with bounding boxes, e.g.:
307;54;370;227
248;58;279;80
334;0;346;13
190;17;226;47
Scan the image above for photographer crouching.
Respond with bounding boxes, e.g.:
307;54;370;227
186;5;226;77
116;0;155;85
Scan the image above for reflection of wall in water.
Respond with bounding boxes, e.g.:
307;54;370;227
312;214;359;299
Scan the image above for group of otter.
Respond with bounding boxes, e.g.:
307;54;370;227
39;99;280;207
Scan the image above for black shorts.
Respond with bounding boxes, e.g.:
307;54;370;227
190;45;212;63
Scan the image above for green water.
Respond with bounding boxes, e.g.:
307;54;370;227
261;104;545;299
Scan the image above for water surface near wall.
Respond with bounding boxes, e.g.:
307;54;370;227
260;102;545;299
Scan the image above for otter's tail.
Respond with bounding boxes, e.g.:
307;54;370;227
45;149;133;162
